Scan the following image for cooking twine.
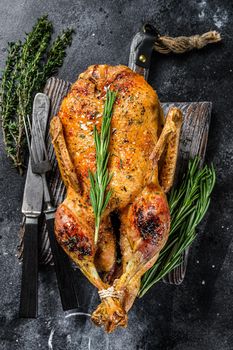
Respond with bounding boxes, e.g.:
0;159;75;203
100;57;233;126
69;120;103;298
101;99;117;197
154;31;221;54
98;286;124;300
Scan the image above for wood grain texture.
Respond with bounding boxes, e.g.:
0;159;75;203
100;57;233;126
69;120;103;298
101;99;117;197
19;78;211;281
163;102;211;179
162;102;211;284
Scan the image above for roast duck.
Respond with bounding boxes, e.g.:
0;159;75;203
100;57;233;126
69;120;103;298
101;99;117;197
50;64;182;332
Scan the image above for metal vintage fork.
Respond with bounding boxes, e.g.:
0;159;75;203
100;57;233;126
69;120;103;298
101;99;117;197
23;112;79;311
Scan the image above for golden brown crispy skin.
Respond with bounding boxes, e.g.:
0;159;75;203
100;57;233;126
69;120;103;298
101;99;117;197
58;65;160;209
50;64;182;332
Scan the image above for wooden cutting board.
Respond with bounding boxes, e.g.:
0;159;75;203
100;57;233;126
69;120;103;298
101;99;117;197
37;77;211;264
19;76;211;285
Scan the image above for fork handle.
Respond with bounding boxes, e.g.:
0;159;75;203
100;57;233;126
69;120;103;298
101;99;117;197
19;218;38;318
45;210;79;311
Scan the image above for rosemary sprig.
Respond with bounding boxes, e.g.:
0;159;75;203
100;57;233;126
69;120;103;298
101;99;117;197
0;15;74;173
139;157;216;297
89;89;117;245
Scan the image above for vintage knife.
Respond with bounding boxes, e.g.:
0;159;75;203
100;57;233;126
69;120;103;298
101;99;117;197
19;94;50;318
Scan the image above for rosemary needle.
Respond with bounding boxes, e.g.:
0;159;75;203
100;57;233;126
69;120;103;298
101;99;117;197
139;157;216;297
89;89;117;245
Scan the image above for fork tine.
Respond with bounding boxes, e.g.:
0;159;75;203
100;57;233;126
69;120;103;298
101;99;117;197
23;115;33;159
32;115;44;163
36;116;49;160
35;116;47;160
26;114;32;134
27;114;40;164
24;115;38;164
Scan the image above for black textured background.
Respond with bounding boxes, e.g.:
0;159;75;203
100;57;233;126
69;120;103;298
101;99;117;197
0;1;233;349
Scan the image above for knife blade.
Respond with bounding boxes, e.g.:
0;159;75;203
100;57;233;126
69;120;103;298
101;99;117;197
22;93;50;216
19;93;50;318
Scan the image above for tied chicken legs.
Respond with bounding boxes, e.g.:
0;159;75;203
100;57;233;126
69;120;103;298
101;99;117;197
50;64;182;332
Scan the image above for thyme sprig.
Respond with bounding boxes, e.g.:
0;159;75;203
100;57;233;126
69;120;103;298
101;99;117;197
0;15;74;173
139;157;216;297
40;28;74;82
89;89;117;245
1;42;21;163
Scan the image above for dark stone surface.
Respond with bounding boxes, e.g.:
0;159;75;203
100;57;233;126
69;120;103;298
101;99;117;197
0;0;233;349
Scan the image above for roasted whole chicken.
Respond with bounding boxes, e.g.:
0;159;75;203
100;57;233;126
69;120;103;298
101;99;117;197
50;64;182;332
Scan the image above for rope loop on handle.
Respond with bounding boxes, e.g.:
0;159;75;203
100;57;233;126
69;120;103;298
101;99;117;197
154;30;221;54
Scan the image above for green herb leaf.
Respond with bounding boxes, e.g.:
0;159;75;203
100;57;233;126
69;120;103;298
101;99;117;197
89;89;117;245
0;16;74;173
139;156;216;297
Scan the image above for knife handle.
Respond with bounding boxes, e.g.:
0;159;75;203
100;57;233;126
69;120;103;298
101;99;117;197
19;219;38;318
45;212;79;311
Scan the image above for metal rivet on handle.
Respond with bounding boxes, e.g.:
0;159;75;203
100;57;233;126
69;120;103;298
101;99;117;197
139;54;147;63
